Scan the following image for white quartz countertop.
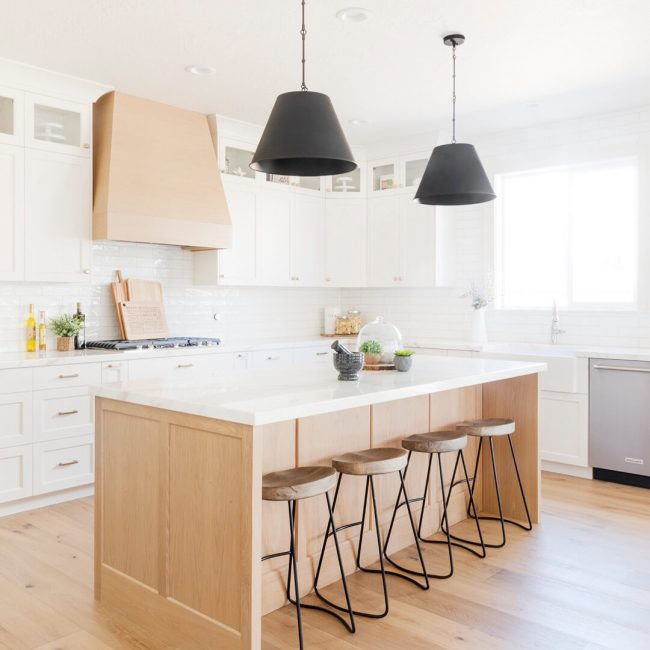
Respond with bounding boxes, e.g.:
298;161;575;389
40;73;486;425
92;356;546;426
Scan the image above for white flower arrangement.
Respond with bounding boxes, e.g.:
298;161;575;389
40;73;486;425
460;279;495;311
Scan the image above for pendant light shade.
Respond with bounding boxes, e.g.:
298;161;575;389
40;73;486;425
414;143;496;205
250;91;356;176
415;34;495;206
251;0;356;177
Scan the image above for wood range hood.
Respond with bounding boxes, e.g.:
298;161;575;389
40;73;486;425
93;91;232;250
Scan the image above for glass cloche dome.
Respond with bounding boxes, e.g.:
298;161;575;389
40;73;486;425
356;316;403;363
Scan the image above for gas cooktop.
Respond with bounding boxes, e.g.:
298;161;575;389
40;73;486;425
85;337;221;351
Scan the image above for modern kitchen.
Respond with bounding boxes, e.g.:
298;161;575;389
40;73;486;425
1;2;649;649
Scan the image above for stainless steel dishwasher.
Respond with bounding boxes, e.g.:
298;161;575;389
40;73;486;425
590;358;650;488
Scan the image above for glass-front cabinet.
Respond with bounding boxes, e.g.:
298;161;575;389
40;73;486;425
370;159;397;192
404;156;428;189
223;144;256;180
368;152;432;195
25;94;90;156
326;167;363;195
0;86;24;145
266;173;322;192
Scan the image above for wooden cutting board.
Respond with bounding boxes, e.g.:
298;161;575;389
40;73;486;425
120;301;169;340
111;270;129;338
127;278;164;303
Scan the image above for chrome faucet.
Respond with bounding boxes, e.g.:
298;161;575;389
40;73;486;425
551;301;566;344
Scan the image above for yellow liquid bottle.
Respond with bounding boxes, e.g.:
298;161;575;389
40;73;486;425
26;304;37;352
38;310;47;352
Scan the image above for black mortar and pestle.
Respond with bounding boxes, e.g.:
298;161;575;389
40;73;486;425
331;340;364;381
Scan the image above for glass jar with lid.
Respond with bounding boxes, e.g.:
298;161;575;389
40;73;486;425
356;316;403;363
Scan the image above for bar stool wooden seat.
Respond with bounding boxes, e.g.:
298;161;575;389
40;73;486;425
383;431;486;581
313;447;429;620
449;417;532;549
262;466;355;649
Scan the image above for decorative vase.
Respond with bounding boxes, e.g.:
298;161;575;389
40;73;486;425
393;355;413;372
470;308;488;345
56;336;75;352
364;353;381;366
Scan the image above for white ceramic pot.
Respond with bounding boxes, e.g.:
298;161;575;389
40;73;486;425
470;308;488;344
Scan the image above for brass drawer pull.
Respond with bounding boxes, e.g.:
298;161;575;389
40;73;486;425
58;460;79;467
58;373;79;379
106;363;120;368
316;352;328;356
177;363;194;368
57;410;79;416
593;364;650;373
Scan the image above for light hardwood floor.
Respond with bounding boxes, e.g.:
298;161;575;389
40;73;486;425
0;473;648;650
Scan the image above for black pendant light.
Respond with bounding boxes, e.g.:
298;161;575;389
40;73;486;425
251;0;356;177
415;34;496;206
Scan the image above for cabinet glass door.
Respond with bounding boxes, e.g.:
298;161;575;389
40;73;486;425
266;174;321;192
371;162;396;192
26;94;90;156
0;87;24;145
330;167;361;194
223;145;256;179
405;157;429;188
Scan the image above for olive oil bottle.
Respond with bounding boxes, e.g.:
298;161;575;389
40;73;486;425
75;302;86;350
26;304;37;352
38;310;47;352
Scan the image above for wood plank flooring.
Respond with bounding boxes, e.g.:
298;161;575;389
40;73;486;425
0;473;648;649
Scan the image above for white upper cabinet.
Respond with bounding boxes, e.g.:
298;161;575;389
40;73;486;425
25;94;90;157
0;86;24;146
367;195;401;286
291;195;325;286
325;198;366;287
367;194;436;287
399;195;436;286
256;188;292;285
0;144;25;281
369;158;399;194
326;166;364;197
217;185;257;284
25;149;91;282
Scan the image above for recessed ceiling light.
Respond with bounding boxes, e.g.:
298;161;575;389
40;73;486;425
336;7;370;23
185;64;216;76
349;118;368;125
526;101;541;109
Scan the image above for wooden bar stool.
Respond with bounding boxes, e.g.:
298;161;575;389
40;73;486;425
449;418;532;549
383;430;486;580
262;466;355;649
312;448;429;620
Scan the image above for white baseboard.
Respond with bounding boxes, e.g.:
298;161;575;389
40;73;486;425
542;460;593;479
0;485;94;518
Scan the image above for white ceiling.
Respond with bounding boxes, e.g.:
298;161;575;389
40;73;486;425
2;0;650;144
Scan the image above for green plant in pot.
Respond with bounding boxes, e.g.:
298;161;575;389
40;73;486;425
359;339;383;366
394;349;415;372
50;314;82;352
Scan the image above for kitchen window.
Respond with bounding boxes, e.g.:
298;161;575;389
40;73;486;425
495;158;638;309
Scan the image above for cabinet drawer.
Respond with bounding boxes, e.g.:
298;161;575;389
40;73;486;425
102;360;129;383
33;363;101;390
0;368;32;393
34;387;94;441
294;346;332;365
33;434;94;495
0;444;32;504
128;354;217;380
0;392;32;449
250;348;294;368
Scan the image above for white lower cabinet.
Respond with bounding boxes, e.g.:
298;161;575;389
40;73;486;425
250;348;294;368
33;434;94;495
101;360;129;383
540;391;589;467
129;354;217;380
294;345;333;366
0;392;32;448
0;444;32;504
33;386;94;442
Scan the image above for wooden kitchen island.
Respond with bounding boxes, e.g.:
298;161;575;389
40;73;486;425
92;356;544;650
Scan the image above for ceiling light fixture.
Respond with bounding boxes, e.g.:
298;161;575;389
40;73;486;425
415;34;496;206
184;64;216;76
251;0;356;177
336;7;370;23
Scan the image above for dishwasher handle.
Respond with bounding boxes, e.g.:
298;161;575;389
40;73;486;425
592;363;650;374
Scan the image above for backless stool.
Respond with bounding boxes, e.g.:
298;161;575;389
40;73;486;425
450;418;532;548
312;447;429;620
262;466;355;649
383;430;486;580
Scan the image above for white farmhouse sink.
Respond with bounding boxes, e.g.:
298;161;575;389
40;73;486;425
480;342;578;392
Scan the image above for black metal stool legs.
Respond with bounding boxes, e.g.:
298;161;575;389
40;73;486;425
262;491;355;650
383;448;486;580
313;471;428;621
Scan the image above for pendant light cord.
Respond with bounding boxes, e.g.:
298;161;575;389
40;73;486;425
300;0;308;91
451;41;457;143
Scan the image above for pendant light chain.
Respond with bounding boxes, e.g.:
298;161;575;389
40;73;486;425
300;0;308;91
451;41;457;143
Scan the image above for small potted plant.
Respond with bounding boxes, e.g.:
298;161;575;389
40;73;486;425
359;339;383;366
394;349;415;372
50;313;82;352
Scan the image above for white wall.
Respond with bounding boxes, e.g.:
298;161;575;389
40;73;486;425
0;241;340;352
